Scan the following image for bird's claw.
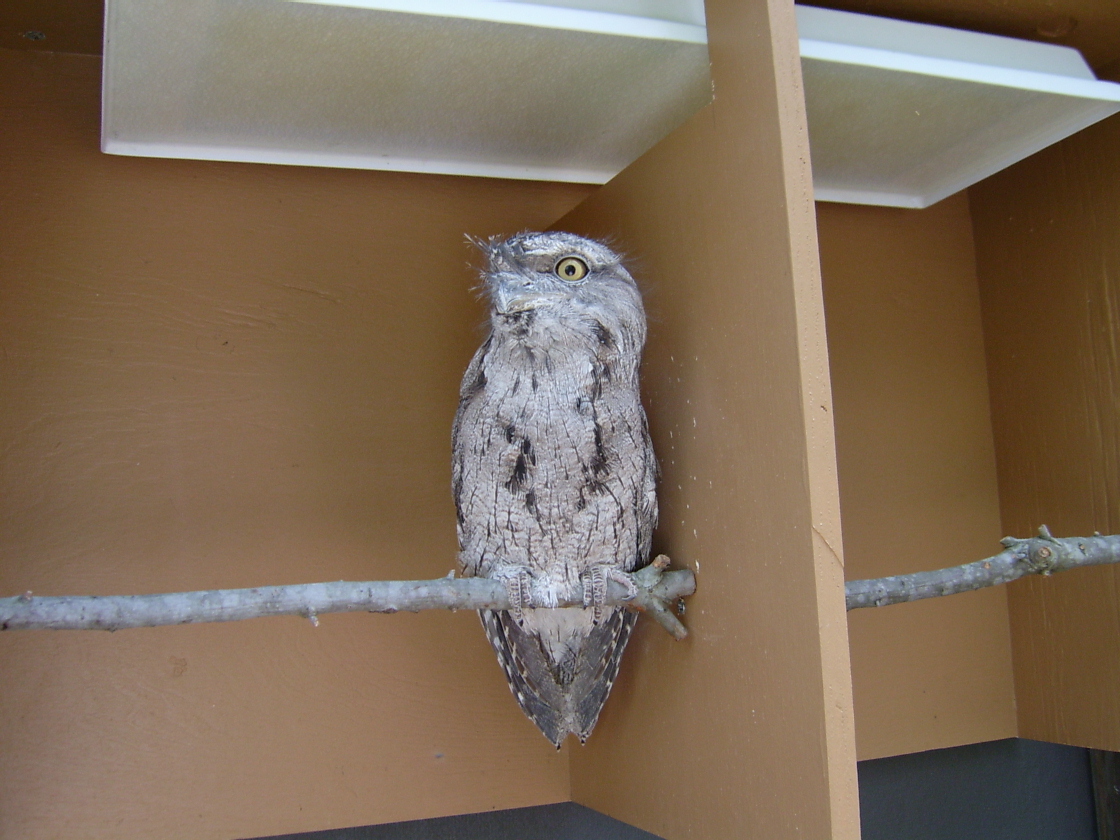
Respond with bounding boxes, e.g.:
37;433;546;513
494;568;534;624
581;566;637;623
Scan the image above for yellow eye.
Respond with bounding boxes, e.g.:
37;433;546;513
555;256;589;282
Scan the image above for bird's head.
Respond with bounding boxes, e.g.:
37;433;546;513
473;232;645;346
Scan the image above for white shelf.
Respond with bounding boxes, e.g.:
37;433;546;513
101;0;711;184
798;5;1120;208
101;1;1120;205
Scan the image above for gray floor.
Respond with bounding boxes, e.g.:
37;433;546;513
858;738;1097;840
250;802;664;840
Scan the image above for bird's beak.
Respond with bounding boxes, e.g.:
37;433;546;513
491;274;558;315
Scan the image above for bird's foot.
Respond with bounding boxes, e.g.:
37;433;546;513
581;566;638;624
491;566;534;624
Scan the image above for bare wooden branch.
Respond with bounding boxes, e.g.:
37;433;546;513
0;558;696;640
846;527;1120;610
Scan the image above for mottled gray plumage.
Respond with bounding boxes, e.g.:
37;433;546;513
452;231;658;746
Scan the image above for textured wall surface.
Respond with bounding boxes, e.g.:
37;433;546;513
0;46;595;840
972;110;1120;752
818;194;1016;760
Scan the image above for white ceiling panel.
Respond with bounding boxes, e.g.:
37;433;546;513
101;0;712;183
799;5;1120;208
101;1;1120;205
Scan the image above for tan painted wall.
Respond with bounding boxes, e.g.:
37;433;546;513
559;1;859;837
0;0;103;56
818;194;1017;760
971;111;1120;752
0;47;596;840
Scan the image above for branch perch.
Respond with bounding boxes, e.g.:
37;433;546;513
11;525;1111;630
846;527;1120;610
0;555;695;640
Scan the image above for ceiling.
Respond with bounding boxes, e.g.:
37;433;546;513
809;0;1120;77
4;0;1120;77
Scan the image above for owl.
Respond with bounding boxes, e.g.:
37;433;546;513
452;231;658;747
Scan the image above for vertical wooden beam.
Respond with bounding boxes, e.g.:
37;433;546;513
557;1;859;837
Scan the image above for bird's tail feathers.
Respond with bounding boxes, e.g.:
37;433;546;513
480;608;637;747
